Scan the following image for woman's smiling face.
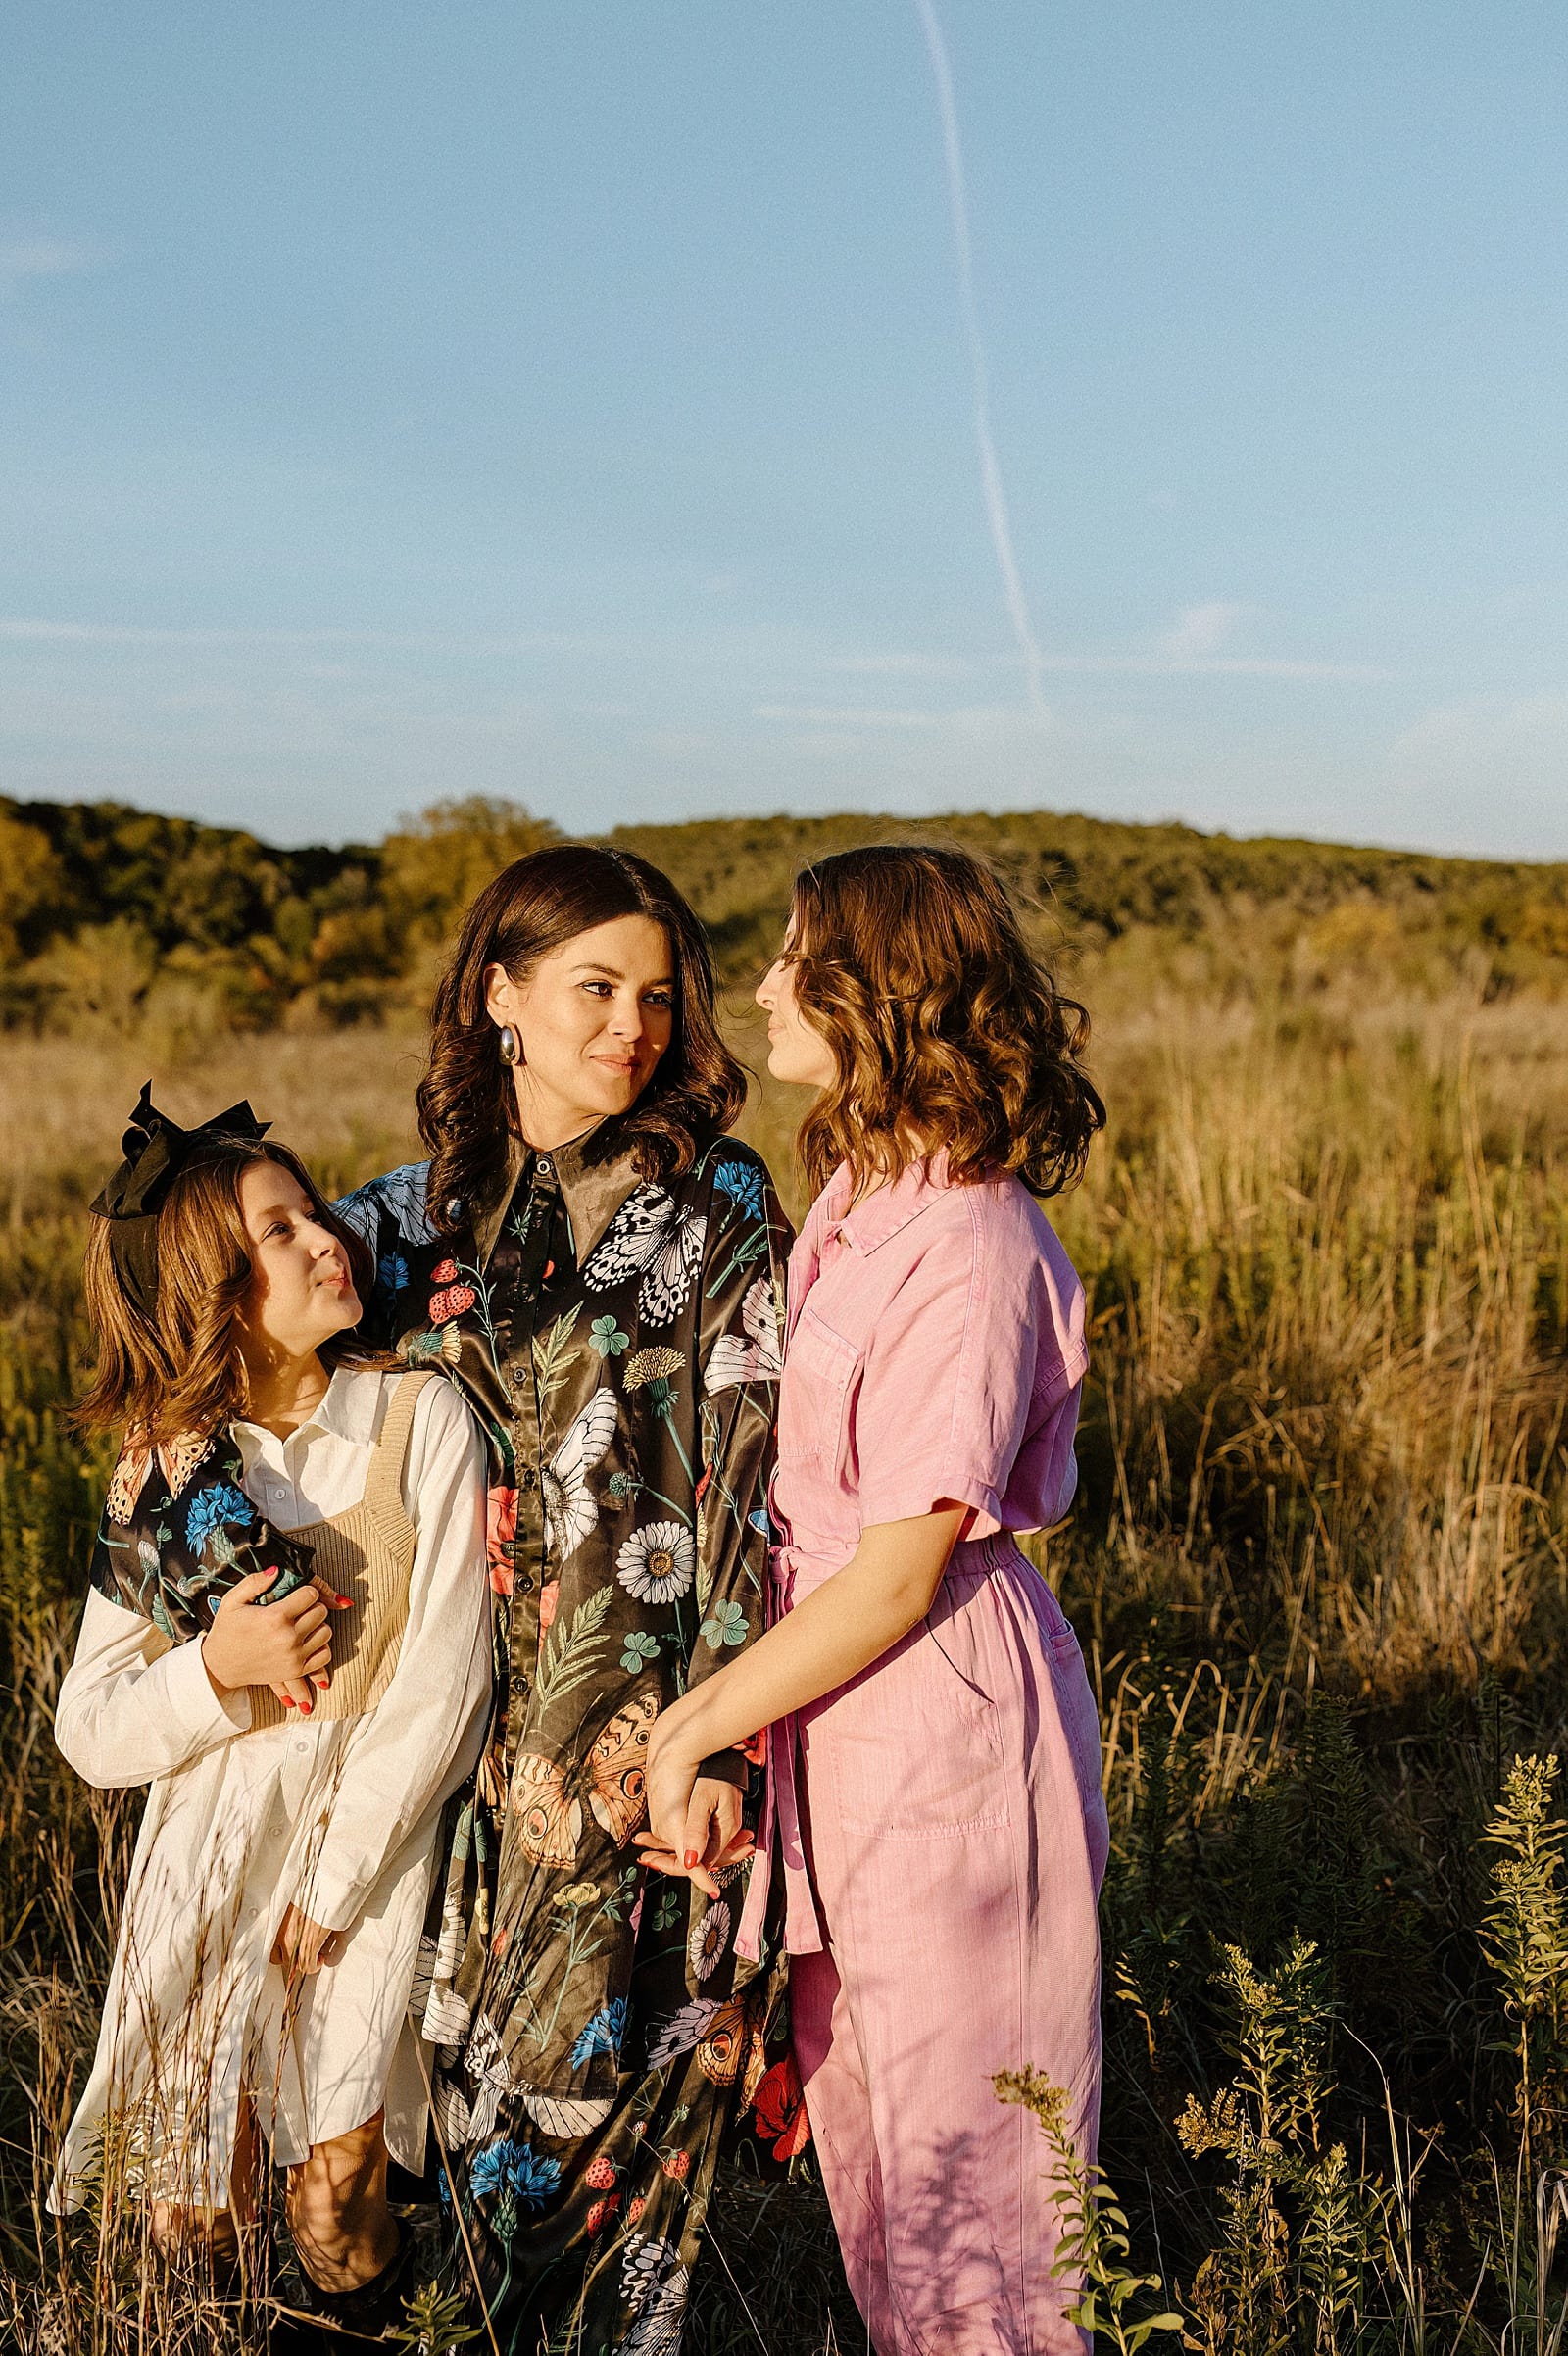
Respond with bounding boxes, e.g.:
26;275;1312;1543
485;912;676;1148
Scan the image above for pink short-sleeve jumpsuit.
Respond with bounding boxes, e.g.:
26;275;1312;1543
736;1155;1109;2356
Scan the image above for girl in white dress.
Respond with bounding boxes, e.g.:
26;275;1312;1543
51;1093;492;2332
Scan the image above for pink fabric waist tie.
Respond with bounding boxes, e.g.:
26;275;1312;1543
736;1546;826;1962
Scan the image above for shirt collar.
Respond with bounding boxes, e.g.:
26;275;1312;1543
472;1122;645;1268
231;1365;380;1461
816;1153;954;1255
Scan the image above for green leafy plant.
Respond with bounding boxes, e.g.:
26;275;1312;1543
995;2067;1183;2353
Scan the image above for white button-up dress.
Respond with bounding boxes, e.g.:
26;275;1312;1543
51;1368;492;2210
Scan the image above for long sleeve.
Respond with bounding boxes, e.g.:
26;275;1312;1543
688;1150;791;1736
55;1589;253;1789
304;1379;492;1932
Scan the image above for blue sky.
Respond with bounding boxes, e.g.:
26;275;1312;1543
3;1;1567;856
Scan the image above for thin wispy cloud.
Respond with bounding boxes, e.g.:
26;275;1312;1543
756;702;1045;735
757;703;953;730
913;0;1049;721
1164;601;1244;660
826;642;1387;685
0;235;98;298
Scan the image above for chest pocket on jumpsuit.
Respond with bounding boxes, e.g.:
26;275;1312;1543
777;1305;858;1469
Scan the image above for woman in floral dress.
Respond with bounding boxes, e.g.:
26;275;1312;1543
337;844;800;2354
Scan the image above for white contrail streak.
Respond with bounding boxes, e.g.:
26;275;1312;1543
912;0;1049;719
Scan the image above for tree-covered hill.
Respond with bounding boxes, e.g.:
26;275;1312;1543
4;791;1566;1038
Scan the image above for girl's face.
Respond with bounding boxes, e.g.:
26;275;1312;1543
484;913;675;1147
756;924;838;1090
236;1162;361;1364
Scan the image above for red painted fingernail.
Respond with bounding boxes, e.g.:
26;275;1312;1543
684;1850;698;1869
336;1593;352;1607
281;1695;295;1707
301;1701;313;1717
314;1678;329;1691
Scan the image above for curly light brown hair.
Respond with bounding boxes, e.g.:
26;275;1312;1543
416;842;746;1230
78;1139;377;1445
787;844;1105;1201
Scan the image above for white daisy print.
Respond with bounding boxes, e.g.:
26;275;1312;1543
687;1897;731;1983
615;1522;696;1605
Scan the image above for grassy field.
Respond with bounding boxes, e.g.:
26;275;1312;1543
4;860;1568;2349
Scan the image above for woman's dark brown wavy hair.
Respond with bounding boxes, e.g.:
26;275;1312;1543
78;1139;377;1445
787;844;1105;1202
416;843;746;1229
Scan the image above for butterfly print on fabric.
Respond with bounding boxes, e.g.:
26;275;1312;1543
704;1275;783;1393
542;1387;617;1565
105;1431;210;1527
584;1187;708;1327
335;1160;438;1252
510;1688;660;1867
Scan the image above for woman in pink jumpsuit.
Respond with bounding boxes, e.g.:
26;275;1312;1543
642;845;1109;2356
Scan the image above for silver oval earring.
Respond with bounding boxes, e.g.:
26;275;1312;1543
498;1024;522;1067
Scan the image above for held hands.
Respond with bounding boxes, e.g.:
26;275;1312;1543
635;1719;755;1898
201;1570;353;1716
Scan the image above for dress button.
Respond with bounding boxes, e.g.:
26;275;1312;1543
536;1157;553;1177
292;1738;310;1756
510;1364;528;1387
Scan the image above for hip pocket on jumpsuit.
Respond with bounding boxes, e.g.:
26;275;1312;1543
1041;1590;1110;1892
824;1582;1008;1839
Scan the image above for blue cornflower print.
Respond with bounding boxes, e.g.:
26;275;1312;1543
570;1998;628;2068
712;1158;765;1219
514;2147;563;2206
470;2139;564;2208
185;1481;255;1554
377;1249;411;1297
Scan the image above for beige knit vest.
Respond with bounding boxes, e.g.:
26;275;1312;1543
248;1371;433;1734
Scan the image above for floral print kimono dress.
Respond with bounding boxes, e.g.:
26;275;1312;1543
338;1125;801;2353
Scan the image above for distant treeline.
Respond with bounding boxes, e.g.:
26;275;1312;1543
3;792;1567;1037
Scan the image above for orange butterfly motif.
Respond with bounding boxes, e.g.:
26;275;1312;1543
106;1430;211;1526
511;1690;660;1867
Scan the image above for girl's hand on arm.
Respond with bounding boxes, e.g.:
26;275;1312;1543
201;1570;350;1717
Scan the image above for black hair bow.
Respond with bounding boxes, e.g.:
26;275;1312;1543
89;1082;270;1319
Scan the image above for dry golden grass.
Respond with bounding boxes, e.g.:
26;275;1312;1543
5;958;1568;2349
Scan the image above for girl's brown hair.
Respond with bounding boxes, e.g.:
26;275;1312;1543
788;844;1105;1201
416;842;746;1229
78;1140;376;1444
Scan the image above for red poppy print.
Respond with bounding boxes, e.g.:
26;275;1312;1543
486;1489;517;1596
429;1282;476;1325
753;2057;811;2160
